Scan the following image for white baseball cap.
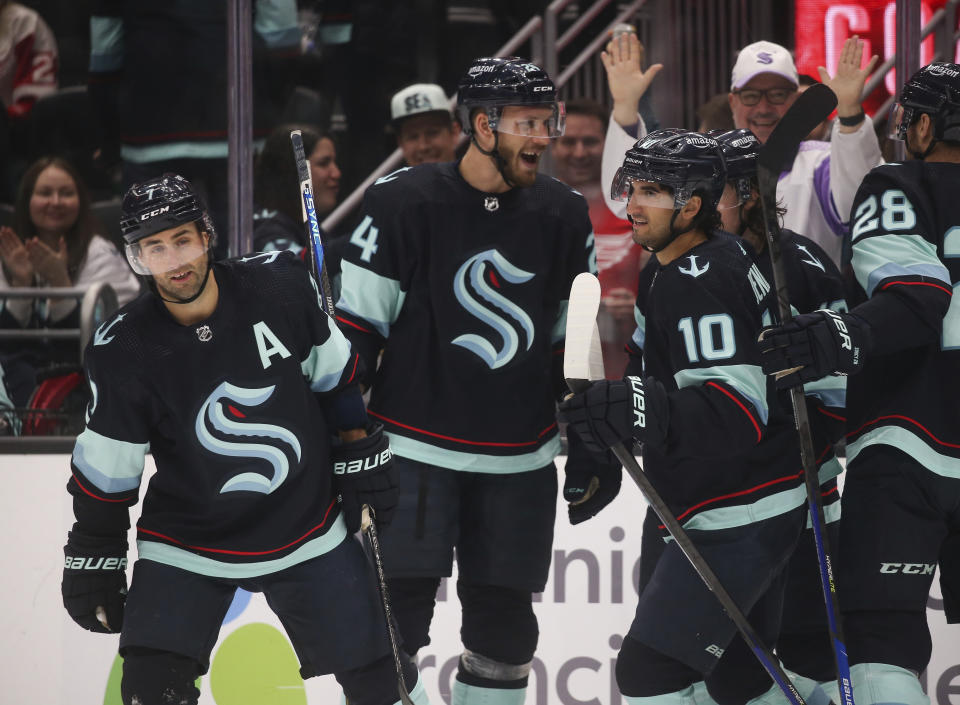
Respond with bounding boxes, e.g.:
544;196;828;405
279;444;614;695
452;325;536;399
730;41;799;91
390;83;451;124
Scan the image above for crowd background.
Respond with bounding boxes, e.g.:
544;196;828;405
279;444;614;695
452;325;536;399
0;0;903;435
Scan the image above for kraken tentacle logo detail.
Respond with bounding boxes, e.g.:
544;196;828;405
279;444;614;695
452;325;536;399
451;249;535;369
195;381;303;495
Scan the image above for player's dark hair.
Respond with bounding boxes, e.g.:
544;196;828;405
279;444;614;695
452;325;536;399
13;156;100;280
255;124;334;223
688;189;723;233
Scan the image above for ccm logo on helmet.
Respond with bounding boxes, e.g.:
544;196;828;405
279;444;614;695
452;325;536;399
140;206;171;221
333;448;393;475
532;85;553;92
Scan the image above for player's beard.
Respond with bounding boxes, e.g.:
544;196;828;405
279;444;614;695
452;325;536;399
154;252;210;303
497;139;544;188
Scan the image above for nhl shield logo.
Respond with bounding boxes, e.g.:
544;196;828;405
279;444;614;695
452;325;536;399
484;196;499;212
196;325;213;342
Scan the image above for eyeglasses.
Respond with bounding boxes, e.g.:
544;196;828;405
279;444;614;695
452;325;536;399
734;87;796;106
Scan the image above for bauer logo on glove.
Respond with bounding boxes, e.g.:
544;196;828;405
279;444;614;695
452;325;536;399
333;446;393;475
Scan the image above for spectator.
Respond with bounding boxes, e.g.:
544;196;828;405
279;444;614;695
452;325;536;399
696;93;734;132
0;156;139;405
390;83;460;166
88;0;301;259
553;97;646;378
0;1;58;121
601;36;882;269
253;124;341;255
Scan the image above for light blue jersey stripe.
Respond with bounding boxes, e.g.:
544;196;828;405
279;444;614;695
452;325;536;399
674;364;768;425
853;233;950;297
388;432;560;473
452;680;527;705
804;374;846;409
301;316;352;392
848;425;960;479
72;428;148;493
137;515;348;578
632;306;646;349
89;17;123;71
337;260;406;339
552;300;568;344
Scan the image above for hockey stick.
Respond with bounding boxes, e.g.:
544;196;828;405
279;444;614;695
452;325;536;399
291;131;415;705
564;272;811;705
756;83;855;705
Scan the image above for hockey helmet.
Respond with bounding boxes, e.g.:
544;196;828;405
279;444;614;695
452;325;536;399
889;62;960;142
120;174;216;277
712;128;760;207
456;57;564;137
611;129;727;212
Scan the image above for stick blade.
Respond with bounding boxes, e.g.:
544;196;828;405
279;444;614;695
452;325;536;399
758;83;838;174
564;273;606;388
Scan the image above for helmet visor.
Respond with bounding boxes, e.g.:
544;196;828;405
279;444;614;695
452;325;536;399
717;178;753;210
493;101;565;137
611;170;679;208
887;102;912;141
125;236;208;277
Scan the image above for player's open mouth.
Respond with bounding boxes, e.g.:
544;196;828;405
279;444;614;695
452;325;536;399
170;270;192;282
520;152;540;166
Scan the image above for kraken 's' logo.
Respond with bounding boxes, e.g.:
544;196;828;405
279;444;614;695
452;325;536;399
452;249;535;369
195;381;302;495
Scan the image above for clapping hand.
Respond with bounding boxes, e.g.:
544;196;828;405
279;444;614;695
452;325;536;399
24;236;70;286
0;226;33;286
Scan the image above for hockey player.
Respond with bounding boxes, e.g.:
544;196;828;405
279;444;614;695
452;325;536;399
60;174;428;705
335;57;607;704
758;63;960;705
560;130;809;704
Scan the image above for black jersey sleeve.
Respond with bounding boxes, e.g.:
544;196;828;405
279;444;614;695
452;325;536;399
657;266;771;456
334;170;417;385
848;167;953;355
68;325;147;536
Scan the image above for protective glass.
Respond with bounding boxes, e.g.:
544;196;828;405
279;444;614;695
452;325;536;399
734;87;795;106
125;236;208;276
491;102;566;137
610;170;678;209
887;102;912;141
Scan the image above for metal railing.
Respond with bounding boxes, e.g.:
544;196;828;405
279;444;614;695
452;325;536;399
0;282;119;359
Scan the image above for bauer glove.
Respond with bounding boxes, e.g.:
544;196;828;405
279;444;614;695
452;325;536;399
559;376;669;453
758;309;869;389
563;428;622;525
332;422;398;533
62;528;128;633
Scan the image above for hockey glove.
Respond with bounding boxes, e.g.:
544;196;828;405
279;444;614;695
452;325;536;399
758;309;869;389
62;528;128;633
559;376;669;453
332;423;398;533
563;445;622;525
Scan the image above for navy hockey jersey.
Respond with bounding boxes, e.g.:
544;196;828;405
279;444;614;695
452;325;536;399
68;252;360;577
626;232;805;530
336;163;596;473
845;161;957;472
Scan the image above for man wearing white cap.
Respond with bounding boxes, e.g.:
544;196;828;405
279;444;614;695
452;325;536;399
390;83;461;166
727;37;882;267
600;35;882;268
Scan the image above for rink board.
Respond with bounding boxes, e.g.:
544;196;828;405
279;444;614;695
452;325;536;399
1;454;957;705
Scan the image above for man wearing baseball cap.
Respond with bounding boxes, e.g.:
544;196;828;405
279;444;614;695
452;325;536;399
727;37;883;266
390;83;461;166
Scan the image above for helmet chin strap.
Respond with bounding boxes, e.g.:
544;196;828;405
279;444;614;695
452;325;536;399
472;129;516;189
152;252;213;305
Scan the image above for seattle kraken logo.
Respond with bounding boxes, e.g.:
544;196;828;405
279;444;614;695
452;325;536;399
195;381;302;495
679;255;709;277
452;249;535;369
796;244;825;272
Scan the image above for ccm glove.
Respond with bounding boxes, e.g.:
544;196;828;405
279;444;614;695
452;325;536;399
62;528;128;633
758;309;869;389
563;442;622;525
332;422;398;533
559;376;669;453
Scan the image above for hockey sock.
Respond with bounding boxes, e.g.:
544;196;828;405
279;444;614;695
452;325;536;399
392;673;429;705
850;663;930;705
452;653;529;705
